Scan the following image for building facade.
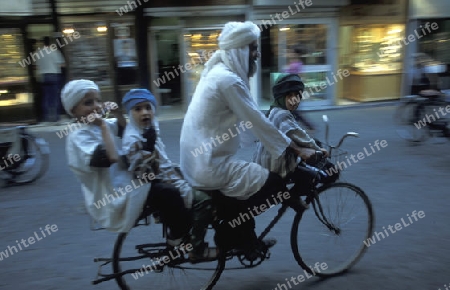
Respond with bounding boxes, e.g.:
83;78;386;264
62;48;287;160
0;0;449;122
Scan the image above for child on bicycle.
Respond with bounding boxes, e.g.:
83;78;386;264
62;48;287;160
253;74;337;195
121;89;217;262
61;80;190;241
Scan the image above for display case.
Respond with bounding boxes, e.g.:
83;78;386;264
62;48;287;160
351;24;404;73
344;24;405;101
0;28;31;107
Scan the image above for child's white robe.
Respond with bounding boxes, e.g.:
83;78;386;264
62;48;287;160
66;119;150;233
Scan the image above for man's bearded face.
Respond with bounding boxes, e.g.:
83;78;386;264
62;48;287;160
248;41;259;77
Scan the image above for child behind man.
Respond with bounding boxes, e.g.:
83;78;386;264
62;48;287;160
61;80;190;242
121;89;218;262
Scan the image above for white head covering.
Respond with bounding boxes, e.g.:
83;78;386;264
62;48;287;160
61;79;99;116
202;21;260;87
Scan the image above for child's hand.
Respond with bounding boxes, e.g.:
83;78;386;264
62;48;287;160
142;127;157;152
90;113;105;127
103;102;119;112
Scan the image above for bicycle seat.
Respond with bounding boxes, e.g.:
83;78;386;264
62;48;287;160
418;89;442;98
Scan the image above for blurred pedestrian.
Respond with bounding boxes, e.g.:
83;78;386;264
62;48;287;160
35;36;65;123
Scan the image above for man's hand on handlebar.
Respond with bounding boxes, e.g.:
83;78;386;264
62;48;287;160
289;143;328;163
319;148;329;158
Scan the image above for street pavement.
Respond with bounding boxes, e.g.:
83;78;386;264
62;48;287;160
0;105;449;290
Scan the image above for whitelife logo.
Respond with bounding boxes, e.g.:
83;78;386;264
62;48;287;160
363;210;425;247
0;224;59;262
18;33;80;68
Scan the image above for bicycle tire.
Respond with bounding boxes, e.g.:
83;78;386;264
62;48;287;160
9;133;49;185
290;182;374;277
393;99;418;125
112;225;226;290
394;100;430;143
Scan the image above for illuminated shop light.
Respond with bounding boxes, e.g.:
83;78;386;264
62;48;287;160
63;28;75;34
97;26;108;32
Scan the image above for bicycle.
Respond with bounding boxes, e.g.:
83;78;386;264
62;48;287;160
394;90;450;143
0;126;50;187
91;115;374;290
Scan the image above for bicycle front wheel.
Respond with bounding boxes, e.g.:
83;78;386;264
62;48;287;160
290;182;374;277
112;222;225;290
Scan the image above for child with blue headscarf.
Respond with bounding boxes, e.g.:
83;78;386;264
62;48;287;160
121;89;191;246
122;89;219;262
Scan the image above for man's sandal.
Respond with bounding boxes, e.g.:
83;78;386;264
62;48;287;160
188;247;220;264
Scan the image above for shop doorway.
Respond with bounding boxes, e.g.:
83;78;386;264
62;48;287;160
149;28;182;111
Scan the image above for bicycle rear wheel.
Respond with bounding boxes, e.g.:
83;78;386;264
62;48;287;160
290;182;374;277
112;222;225;290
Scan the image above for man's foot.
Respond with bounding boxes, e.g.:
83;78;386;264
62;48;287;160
287;197;309;212
167;237;184;247
261;238;277;249
188;247;219;264
242;238;277;261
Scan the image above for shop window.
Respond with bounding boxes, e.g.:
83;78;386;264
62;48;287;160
416;19;450;90
183;30;220;102
350;24;405;72
340;24;405;102
0;28;31;107
259;24;329;106
62;22;112;86
418;19;450;65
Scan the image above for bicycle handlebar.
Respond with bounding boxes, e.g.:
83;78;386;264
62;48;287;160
322;114;359;150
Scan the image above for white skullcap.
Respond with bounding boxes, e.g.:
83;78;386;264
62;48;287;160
218;21;260;50
61;79;99;116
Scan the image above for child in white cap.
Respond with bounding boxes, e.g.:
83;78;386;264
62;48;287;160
60;80;189;240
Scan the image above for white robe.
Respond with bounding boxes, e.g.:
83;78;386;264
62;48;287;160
180;63;291;199
66;119;150;233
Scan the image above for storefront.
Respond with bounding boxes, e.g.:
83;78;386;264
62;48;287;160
251;0;349;110
0;0;55;123
145;4;247;115
0;0;142;123
402;0;450;94
59;15;140;103
338;0;408;104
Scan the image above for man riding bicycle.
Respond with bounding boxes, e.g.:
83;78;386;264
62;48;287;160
180;21;311;259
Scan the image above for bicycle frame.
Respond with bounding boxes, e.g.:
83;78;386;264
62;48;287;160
92;115;364;288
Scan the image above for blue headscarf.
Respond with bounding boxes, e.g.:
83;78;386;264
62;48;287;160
122;89;157;113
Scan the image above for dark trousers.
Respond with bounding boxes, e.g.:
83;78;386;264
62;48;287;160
213;172;292;250
145;180;191;239
289;166;319;195
288;161;339;195
42;73;61;122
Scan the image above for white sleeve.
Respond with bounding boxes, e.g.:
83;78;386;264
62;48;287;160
66;130;101;173
221;79;291;158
